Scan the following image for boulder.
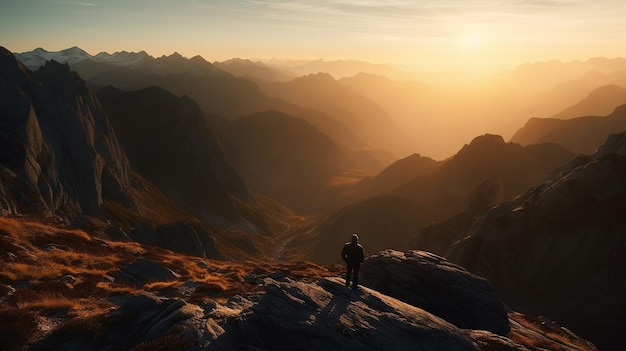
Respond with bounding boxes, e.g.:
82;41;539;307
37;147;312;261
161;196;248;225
360;250;510;335
116;258;180;287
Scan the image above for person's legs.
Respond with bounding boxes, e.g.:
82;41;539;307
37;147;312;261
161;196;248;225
345;265;354;286
352;264;360;290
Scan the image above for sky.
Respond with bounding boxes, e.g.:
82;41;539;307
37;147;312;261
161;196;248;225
2;0;626;76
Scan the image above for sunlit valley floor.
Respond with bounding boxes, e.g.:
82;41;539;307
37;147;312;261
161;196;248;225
2;46;626;350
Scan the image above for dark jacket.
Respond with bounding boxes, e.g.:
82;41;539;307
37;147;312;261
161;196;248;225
342;241;364;266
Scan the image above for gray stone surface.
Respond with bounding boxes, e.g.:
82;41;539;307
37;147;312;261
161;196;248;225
360;249;510;335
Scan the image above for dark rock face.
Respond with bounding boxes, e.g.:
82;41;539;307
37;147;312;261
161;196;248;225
360;250;510;335
96;85;253;223
130;221;222;259
446;132;626;350
408;176;504;255
0;47;134;219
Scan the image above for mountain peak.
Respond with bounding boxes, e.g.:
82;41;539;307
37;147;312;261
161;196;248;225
465;134;505;150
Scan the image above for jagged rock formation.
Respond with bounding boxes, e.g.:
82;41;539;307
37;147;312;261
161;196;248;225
0;46;135;219
511;103;626;155
96;85;254;223
360;250;510;335
408;176;504;255
446;132;626;350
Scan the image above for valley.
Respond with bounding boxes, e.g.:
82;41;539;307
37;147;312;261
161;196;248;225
3;45;626;350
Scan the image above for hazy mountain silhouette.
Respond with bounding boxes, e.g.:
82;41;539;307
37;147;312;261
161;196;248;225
307;134;574;263
265;58;408;79
511;104;626;155
351;153;441;197
552;84;626;119
446;132;626;351
395;134;574;214
95;85;255;225
209;110;387;213
214;58;297;82
258;72;411;156
47;49;380;154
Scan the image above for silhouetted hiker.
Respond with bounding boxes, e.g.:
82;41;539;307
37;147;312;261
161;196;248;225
341;233;365;290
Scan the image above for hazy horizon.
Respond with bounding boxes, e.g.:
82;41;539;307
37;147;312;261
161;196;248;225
2;0;626;78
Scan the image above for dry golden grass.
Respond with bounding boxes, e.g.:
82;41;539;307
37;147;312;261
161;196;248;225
0;215;350;349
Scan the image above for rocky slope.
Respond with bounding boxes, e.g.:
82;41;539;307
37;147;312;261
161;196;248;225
0;47;135;219
446;131;626;350
0;218;596;350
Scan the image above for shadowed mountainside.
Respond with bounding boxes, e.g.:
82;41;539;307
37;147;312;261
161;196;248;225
511;103;626;155
407;175;504;256
307;134;574;263
0;217;596;351
95;85;254;225
446;131;626;351
210;110;388;213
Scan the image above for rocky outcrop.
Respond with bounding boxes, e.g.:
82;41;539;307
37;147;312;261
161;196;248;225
446;132;626;350
0;216;596;351
360;250;510;335
27;275;597;351
0;47;135;220
130;221;222;259
408;176;503;255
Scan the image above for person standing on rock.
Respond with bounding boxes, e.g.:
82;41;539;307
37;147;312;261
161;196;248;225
342;233;365;290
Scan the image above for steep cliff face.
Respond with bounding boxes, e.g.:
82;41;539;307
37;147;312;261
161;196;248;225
0;47;134;219
446;132;626;350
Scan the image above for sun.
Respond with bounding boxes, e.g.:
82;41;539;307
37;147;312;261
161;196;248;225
461;33;482;50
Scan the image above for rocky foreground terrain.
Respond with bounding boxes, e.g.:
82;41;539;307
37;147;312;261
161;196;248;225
0;218;596;350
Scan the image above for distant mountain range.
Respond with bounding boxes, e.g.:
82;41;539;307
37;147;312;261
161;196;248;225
307;134;574;264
